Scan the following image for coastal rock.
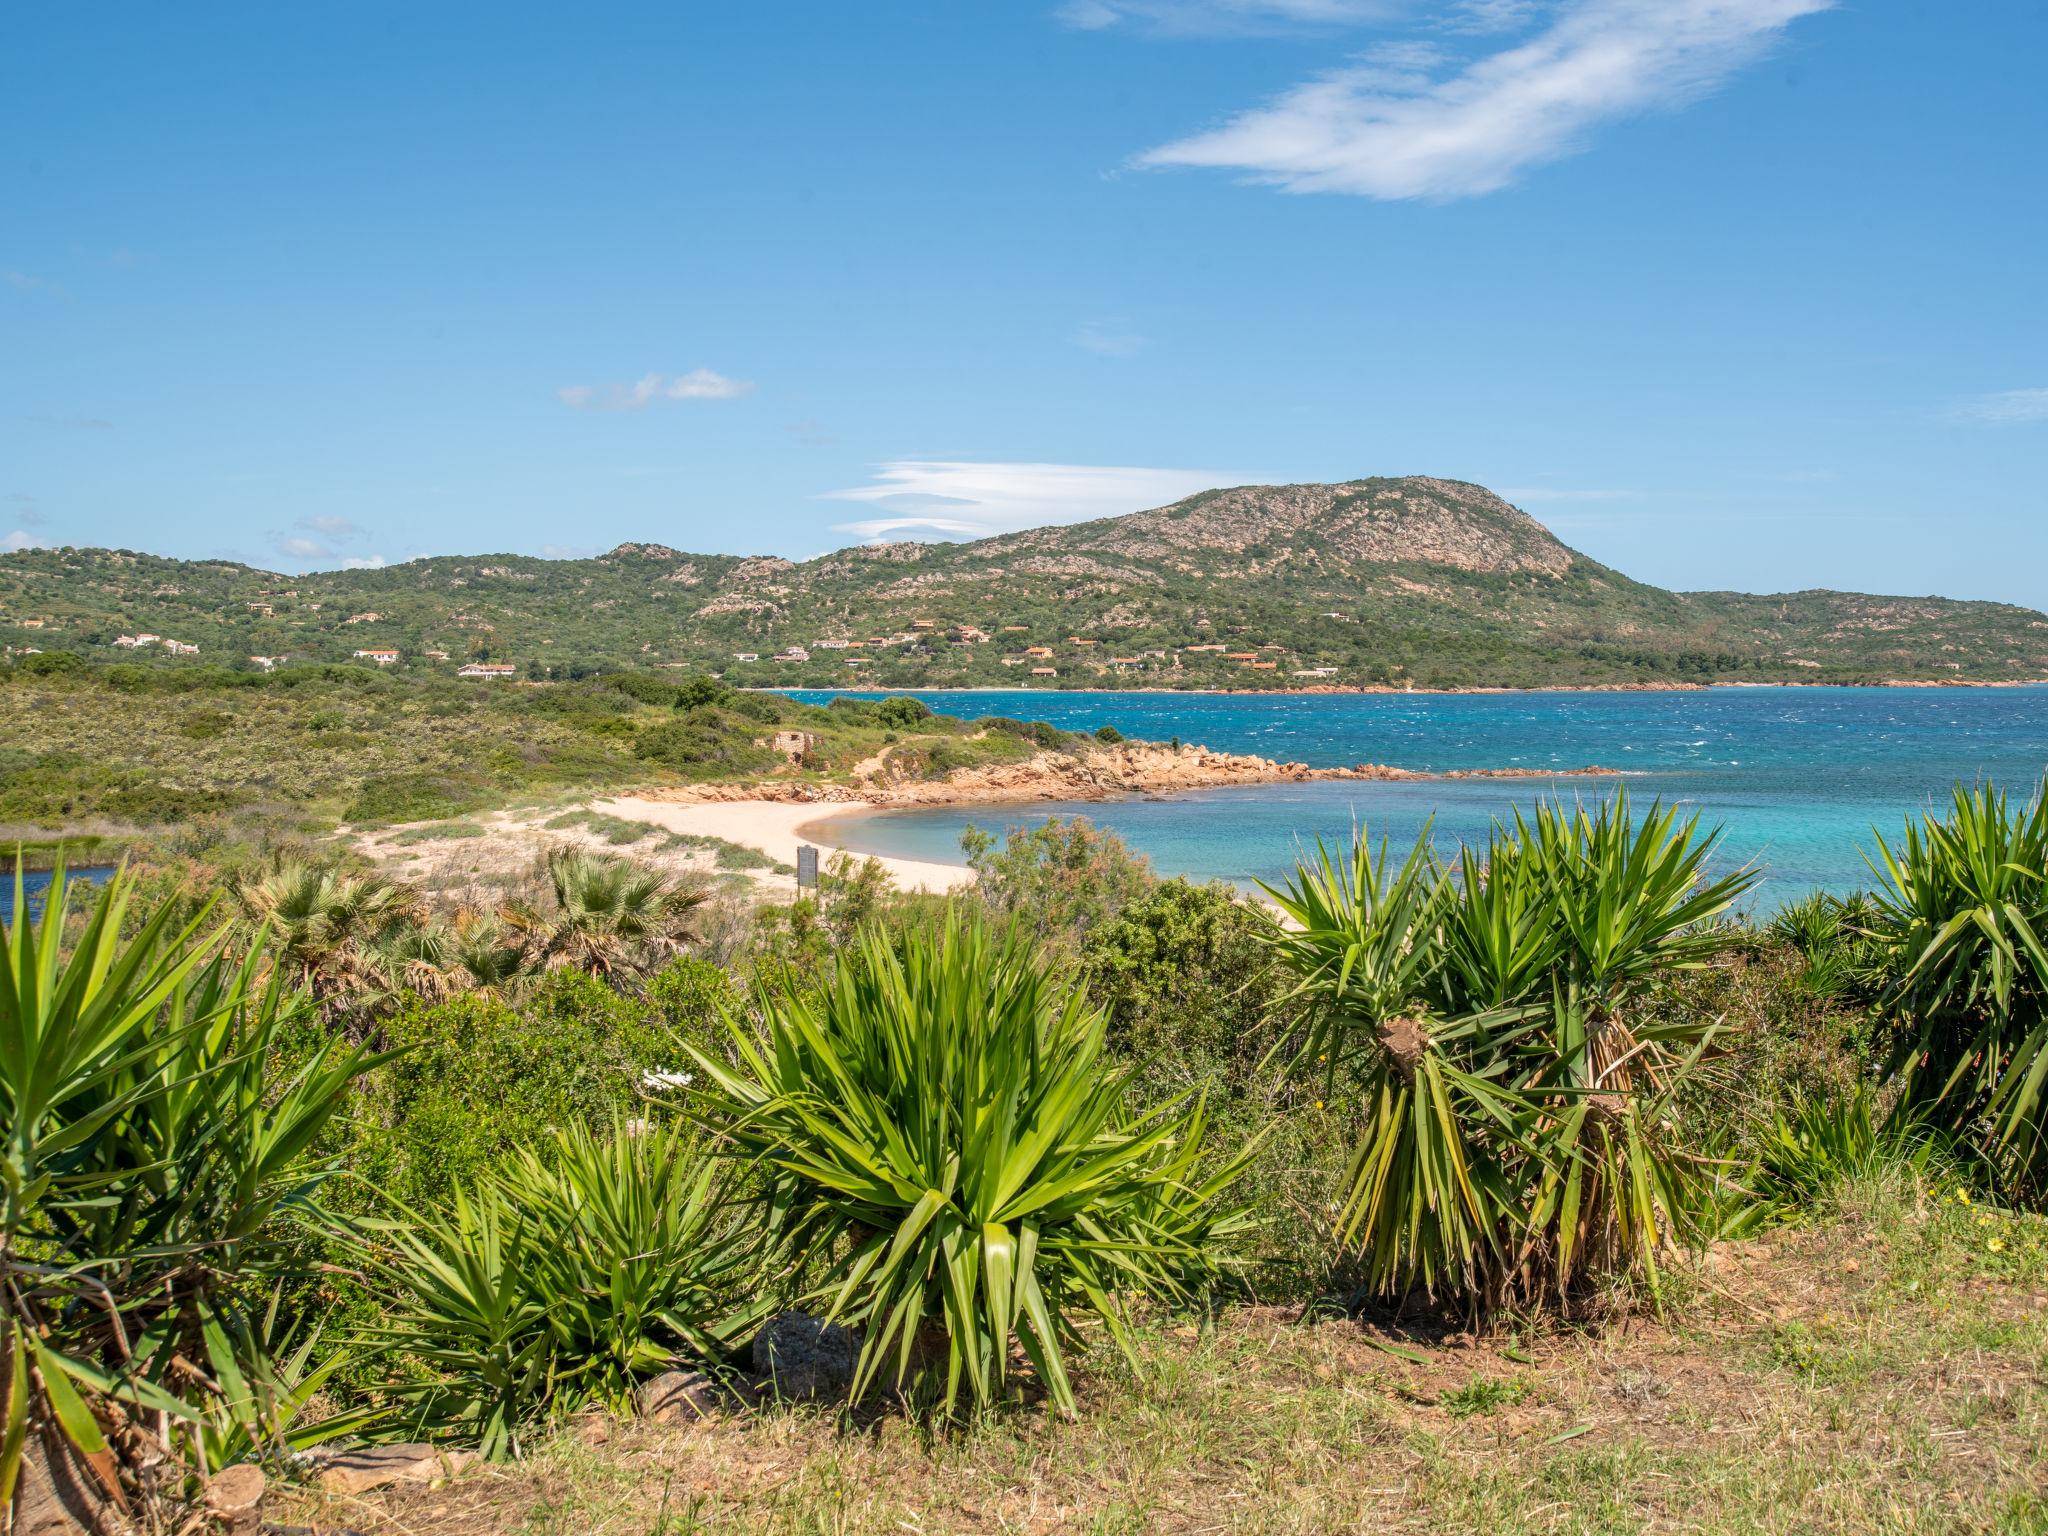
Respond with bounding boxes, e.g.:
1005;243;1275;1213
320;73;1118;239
751;1311;860;1399
645;742;1621;816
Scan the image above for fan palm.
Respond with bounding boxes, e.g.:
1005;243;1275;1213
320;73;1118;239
235;858;419;1019
519;851;707;980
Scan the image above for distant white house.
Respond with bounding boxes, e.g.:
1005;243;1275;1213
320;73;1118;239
732;652;759;662
776;646;810;664
112;633;160;649
456;662;517;680
248;655;287;672
163;640;200;656
353;648;400;665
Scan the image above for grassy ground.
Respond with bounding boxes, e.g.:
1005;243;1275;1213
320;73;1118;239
276;1179;2047;1535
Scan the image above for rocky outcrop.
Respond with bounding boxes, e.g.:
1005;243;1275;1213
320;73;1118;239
647;742;1619;811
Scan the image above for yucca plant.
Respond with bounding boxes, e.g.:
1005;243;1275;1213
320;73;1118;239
1259;830;1526;1301
1497;797;1756;1302
1;860;380;1517
358;1117;757;1458
686;916;1255;1417
1263;793;1753;1311
1866;781;2048;1196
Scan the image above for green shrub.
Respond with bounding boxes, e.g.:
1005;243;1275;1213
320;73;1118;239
355;972;675;1211
1865;781;2048;1199
964;817;1153;950
358;1119;758;1459
344;770;486;825
1081;878;1279;1077
632;715;779;776
686;916;1257;1415
0;864;378;1492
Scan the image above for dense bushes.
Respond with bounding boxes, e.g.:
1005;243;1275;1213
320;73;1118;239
352;966;717;1210
12;779;2048;1513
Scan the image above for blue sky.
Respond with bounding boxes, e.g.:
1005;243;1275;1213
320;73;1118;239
3;0;2044;604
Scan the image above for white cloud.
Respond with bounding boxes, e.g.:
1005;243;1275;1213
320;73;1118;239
2;529;49;552
340;554;387;570
824;460;1232;541
1138;0;1833;200
558;369;754;411
1949;388;2048;426
1059;1;1406;34
1074;320;1147;357
274;535;329;560
297;514;364;539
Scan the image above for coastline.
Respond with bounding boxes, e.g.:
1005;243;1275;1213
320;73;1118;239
592;795;976;894
762;677;2048;698
602;743;1625;892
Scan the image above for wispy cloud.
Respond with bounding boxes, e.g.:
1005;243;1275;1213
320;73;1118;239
2;270;48;292
1137;0;1833;200
1059;0;1404;34
825;460;1231;541
4;530;52;552
274;536;330;561
6;495;42;527
340;554;387;570
1949;388;2048;426
25;416;113;431
296;514;365;540
558;369;754;411
1074;320;1147;357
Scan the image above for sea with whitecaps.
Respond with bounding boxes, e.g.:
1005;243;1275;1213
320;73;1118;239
782;686;2048;905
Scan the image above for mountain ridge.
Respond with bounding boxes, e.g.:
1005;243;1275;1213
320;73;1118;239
4;476;2045;691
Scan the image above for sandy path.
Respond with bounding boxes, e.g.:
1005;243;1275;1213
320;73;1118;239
594;796;975;894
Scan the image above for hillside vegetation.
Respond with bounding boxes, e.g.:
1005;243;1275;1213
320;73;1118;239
0;657;1084;835
6;477;2046;690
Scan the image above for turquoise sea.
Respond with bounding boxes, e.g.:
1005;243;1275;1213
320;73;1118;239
784;687;2048;906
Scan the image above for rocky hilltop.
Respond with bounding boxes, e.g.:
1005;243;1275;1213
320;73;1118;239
5;475;2046;690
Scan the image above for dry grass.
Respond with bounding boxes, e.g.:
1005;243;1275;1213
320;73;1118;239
272;1181;2048;1535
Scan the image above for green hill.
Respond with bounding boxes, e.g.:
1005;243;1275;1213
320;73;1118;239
5;477;2045;690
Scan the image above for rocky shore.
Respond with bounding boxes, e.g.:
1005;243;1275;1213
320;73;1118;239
639;741;1621;811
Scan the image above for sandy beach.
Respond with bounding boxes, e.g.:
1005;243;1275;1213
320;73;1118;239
594;794;976;894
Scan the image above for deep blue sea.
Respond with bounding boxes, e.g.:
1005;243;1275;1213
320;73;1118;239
0;866;113;925
783;688;2048;906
